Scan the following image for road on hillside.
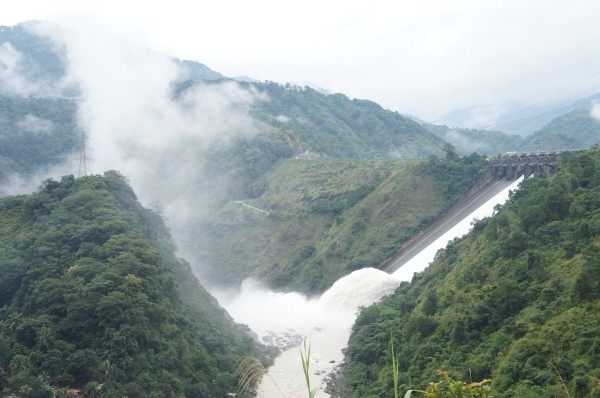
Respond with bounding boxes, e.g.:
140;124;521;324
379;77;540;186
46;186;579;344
384;178;516;274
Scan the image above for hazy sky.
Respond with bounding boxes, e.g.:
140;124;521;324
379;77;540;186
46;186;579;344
3;0;600;121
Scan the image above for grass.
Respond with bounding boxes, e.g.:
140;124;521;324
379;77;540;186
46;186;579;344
300;337;317;398
236;356;287;398
391;333;400;398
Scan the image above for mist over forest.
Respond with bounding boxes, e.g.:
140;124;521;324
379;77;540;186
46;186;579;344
0;20;599;398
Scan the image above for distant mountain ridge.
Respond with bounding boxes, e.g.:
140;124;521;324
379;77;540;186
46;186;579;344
439;92;600;137
426;108;600;156
246;81;445;159
0;20;447;189
3;20;597;165
522;108;600;150
1;19;600;294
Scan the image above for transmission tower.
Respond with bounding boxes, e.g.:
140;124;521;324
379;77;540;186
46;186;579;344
78;129;91;177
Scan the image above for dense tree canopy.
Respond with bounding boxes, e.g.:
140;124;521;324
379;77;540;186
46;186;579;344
344;146;600;397
0;172;260;397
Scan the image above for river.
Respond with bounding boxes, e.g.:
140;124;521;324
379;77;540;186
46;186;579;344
212;176;524;398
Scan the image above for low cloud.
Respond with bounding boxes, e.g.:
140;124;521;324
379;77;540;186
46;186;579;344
12;22;267;283
462;103;507;130
275;114;289;123
442;129;487;154
0;156;78;196
20;22;263;201
0;42;36;96
590;101;600;121
0;22;74;97
16;114;55;134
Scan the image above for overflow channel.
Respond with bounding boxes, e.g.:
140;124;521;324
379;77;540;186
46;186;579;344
215;175;525;398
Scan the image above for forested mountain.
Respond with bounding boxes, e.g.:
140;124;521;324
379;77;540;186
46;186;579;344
0;172;260;397
343;146;600;397
521;108;600;151
3;20;600;295
247;82;444;159
438;93;600;136
192;151;489;292
0;95;78;177
2;18;600;398
164;77;447;214
426;107;600;157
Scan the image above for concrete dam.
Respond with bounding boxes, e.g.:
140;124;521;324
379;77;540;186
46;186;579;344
382;151;568;274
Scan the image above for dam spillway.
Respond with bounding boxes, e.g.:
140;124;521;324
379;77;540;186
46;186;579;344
243;175;525;397
383;177;517;274
383;149;575;274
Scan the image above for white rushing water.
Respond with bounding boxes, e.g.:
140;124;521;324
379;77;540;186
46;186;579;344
392;176;523;281
213;176;524;398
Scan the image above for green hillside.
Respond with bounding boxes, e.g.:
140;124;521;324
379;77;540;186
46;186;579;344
192;151;488;293
521;109;600;151
343;146;600;397
247;81;444;159
4;18;600;398
0;172;260;397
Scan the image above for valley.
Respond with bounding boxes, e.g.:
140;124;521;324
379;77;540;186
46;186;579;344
0;19;599;398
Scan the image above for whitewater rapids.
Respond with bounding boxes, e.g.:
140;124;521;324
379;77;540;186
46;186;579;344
212;176;523;397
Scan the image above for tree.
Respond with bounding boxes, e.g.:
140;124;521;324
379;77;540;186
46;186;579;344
443;143;460;162
83;381;102;398
9;355;29;375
